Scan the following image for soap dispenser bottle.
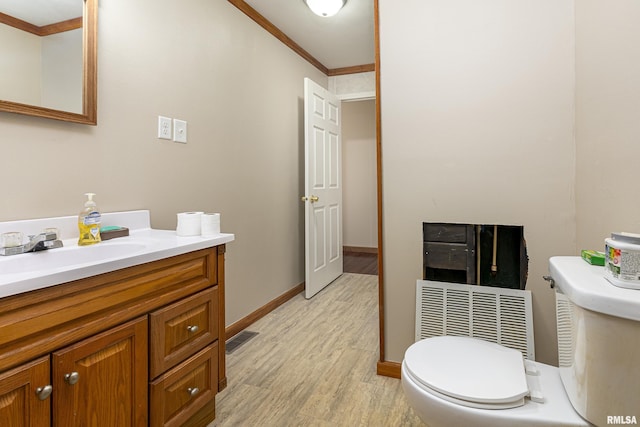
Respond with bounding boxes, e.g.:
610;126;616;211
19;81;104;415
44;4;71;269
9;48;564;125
78;193;101;246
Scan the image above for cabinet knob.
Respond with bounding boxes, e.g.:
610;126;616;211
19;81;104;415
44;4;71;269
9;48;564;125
35;385;53;400
187;387;200;397
187;325;199;333
64;372;80;385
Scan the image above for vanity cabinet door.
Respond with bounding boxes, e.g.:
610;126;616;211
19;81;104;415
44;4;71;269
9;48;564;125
52;317;148;427
0;356;50;427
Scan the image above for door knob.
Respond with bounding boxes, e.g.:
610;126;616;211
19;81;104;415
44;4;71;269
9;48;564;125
301;195;319;203
35;385;53;400
64;372;79;385
187;387;200;397
187;325;199;333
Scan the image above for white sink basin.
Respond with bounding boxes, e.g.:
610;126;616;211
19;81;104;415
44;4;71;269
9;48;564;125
0;241;147;275
0;210;235;299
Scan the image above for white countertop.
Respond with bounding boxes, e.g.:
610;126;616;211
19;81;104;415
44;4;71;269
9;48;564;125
0;210;234;299
549;256;640;322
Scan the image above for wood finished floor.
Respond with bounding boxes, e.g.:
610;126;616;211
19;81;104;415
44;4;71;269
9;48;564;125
343;251;378;276
209;273;423;426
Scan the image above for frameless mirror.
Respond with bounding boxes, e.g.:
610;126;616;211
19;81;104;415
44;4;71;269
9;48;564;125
0;0;97;125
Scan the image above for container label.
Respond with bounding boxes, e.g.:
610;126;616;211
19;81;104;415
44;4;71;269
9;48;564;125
620;250;640;280
83;211;101;226
606;244;640;281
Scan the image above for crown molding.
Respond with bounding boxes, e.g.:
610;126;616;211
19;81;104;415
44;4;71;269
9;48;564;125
227;0;374;76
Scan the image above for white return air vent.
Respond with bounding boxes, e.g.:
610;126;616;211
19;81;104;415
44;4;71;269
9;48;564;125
416;280;535;360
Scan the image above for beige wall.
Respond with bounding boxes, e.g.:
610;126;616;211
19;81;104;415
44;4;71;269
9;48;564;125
575;1;640;250
7;0;635;373
0;25;81;111
379;0;576;364
0;0;327;328
41;29;83;113
342;100;377;249
0;24;41;105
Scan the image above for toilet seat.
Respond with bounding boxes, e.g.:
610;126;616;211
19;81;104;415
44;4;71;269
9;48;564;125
403;336;532;410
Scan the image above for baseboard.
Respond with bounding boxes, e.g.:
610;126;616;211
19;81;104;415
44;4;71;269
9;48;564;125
377;360;401;379
343;246;378;254
225;282;305;340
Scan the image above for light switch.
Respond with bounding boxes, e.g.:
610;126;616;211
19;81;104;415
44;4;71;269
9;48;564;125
173;119;187;143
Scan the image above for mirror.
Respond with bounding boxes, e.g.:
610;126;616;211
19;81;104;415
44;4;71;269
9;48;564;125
0;0;97;125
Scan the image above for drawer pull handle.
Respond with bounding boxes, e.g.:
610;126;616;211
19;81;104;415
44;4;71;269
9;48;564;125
64;372;79;385
35;385;53;400
187;387;200;397
187;325;199;333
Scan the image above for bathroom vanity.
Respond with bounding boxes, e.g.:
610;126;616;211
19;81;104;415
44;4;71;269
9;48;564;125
0;211;233;426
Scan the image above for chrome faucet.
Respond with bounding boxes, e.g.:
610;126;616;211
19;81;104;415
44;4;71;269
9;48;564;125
0;232;63;256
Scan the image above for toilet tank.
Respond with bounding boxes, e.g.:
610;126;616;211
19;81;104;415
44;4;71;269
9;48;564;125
551;257;640;427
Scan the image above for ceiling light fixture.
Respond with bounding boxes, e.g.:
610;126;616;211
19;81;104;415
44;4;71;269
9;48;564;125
304;0;347;18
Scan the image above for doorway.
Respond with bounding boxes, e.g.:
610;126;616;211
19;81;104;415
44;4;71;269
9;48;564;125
341;99;378;276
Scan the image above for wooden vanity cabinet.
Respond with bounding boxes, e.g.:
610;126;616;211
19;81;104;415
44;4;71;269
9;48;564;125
149;287;219;379
0;356;50;426
149;286;220;426
52;317;148;426
0;245;227;427
150;343;218;427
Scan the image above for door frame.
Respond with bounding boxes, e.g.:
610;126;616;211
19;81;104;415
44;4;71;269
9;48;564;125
373;0;387;375
226;0;390;376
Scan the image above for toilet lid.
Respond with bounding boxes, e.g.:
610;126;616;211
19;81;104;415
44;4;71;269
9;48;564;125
404;336;529;408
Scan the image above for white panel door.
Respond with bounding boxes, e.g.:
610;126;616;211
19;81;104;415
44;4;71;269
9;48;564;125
303;78;343;299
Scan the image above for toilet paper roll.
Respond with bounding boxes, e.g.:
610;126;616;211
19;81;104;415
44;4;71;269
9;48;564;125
176;212;203;236
201;213;221;236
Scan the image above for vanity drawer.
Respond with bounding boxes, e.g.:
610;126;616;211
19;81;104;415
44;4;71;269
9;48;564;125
149;343;218;427
150;287;218;379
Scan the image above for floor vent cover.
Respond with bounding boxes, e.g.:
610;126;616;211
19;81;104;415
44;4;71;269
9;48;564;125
416;280;535;360
226;330;259;354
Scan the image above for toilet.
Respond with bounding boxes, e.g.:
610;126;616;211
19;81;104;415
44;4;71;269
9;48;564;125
402;256;640;427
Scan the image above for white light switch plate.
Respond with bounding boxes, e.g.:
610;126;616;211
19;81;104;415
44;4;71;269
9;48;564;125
173;119;187;143
158;116;172;140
